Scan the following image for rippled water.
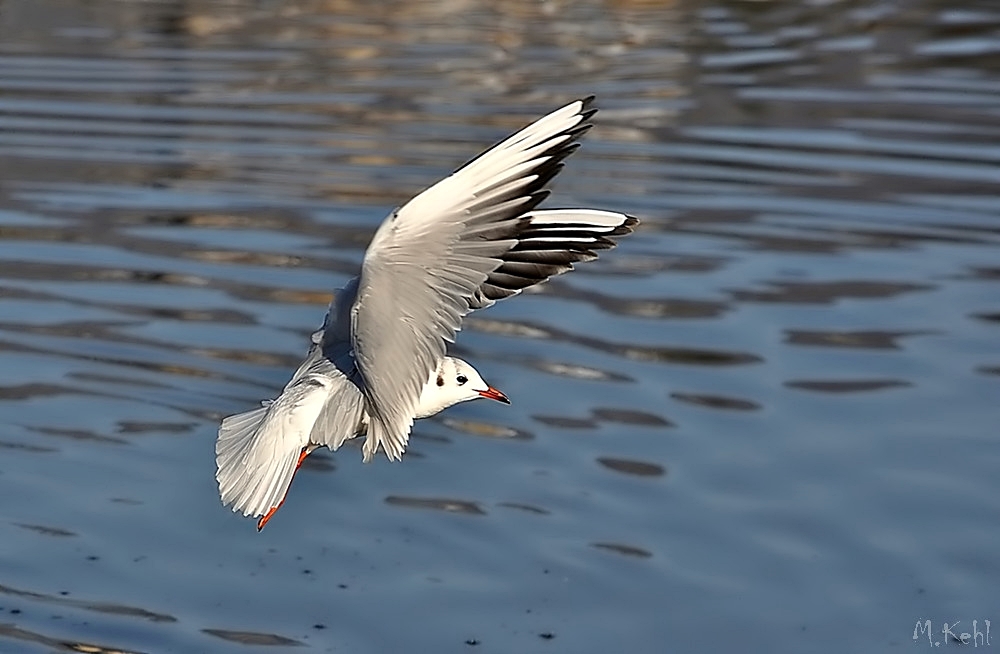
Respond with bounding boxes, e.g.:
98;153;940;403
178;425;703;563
1;0;998;652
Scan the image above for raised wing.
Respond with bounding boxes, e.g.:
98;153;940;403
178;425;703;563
350;97;635;462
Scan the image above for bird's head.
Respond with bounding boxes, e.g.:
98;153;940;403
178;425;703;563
414;357;510;419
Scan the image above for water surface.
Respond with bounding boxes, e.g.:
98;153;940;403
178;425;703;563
1;1;998;652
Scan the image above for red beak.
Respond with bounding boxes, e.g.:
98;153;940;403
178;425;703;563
478;386;510;404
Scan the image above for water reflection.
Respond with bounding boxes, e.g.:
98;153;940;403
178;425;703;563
0;624;144;654
591;542;653;559
0;0;998;652
115;421;197;434
532;415;598;430
669;392;760;411
202;629;304;647
524;358;634;382
384;496;486;515
0;581;176;623
533;407;672;429
0;439;57;453
468;317;762;366
972;311;1000;323
596;457;666;477
592;407;672;427
27;426;128;445
440;418;533;440
541;279;729;319
784;379;913;394
783;329;931;350
14;523;77;537
497;502;550;516
729;280;933;304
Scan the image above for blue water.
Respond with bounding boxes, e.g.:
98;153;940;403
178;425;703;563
1;1;998;652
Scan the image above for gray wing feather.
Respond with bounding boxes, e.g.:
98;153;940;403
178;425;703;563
305;358;367;451
299;283;368;451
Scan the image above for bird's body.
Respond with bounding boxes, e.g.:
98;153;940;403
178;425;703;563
216;97;636;530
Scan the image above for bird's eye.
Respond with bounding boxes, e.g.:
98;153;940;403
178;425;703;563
456;374;468;385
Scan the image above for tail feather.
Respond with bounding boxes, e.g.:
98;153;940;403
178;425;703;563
216;407;302;519
362;415;408;463
216;407;266;481
215;355;365;523
215;378;326;521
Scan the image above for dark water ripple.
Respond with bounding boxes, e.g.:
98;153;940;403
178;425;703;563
0;1;998;653
669;392;761;412
0;581;176;623
596;457;667;478
0;623;146;654
784;329;934;349
784;379;915;394
591;542;654;559
384;496;487;516
202;629;305;647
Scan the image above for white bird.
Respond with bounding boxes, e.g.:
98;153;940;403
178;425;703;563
216;97;637;530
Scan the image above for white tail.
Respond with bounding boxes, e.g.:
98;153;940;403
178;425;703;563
215;378;329;520
216;408;297;519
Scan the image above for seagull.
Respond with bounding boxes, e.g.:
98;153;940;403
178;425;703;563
216;96;637;530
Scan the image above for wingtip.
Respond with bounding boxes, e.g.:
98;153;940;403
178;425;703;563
615;214;640;236
597;216;638;244
576;97;598;126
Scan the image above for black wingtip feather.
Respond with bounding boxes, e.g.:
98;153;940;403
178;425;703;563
530;163;566;198
614;215;640;236
566;121;594;139
453;97;595;177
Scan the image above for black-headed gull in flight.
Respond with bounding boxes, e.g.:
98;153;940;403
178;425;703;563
216;97;637;530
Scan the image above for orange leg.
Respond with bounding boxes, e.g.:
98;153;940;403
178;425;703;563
256;447;311;531
257;506;280;531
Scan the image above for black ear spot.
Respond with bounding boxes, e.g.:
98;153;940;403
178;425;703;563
436;374;444;387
